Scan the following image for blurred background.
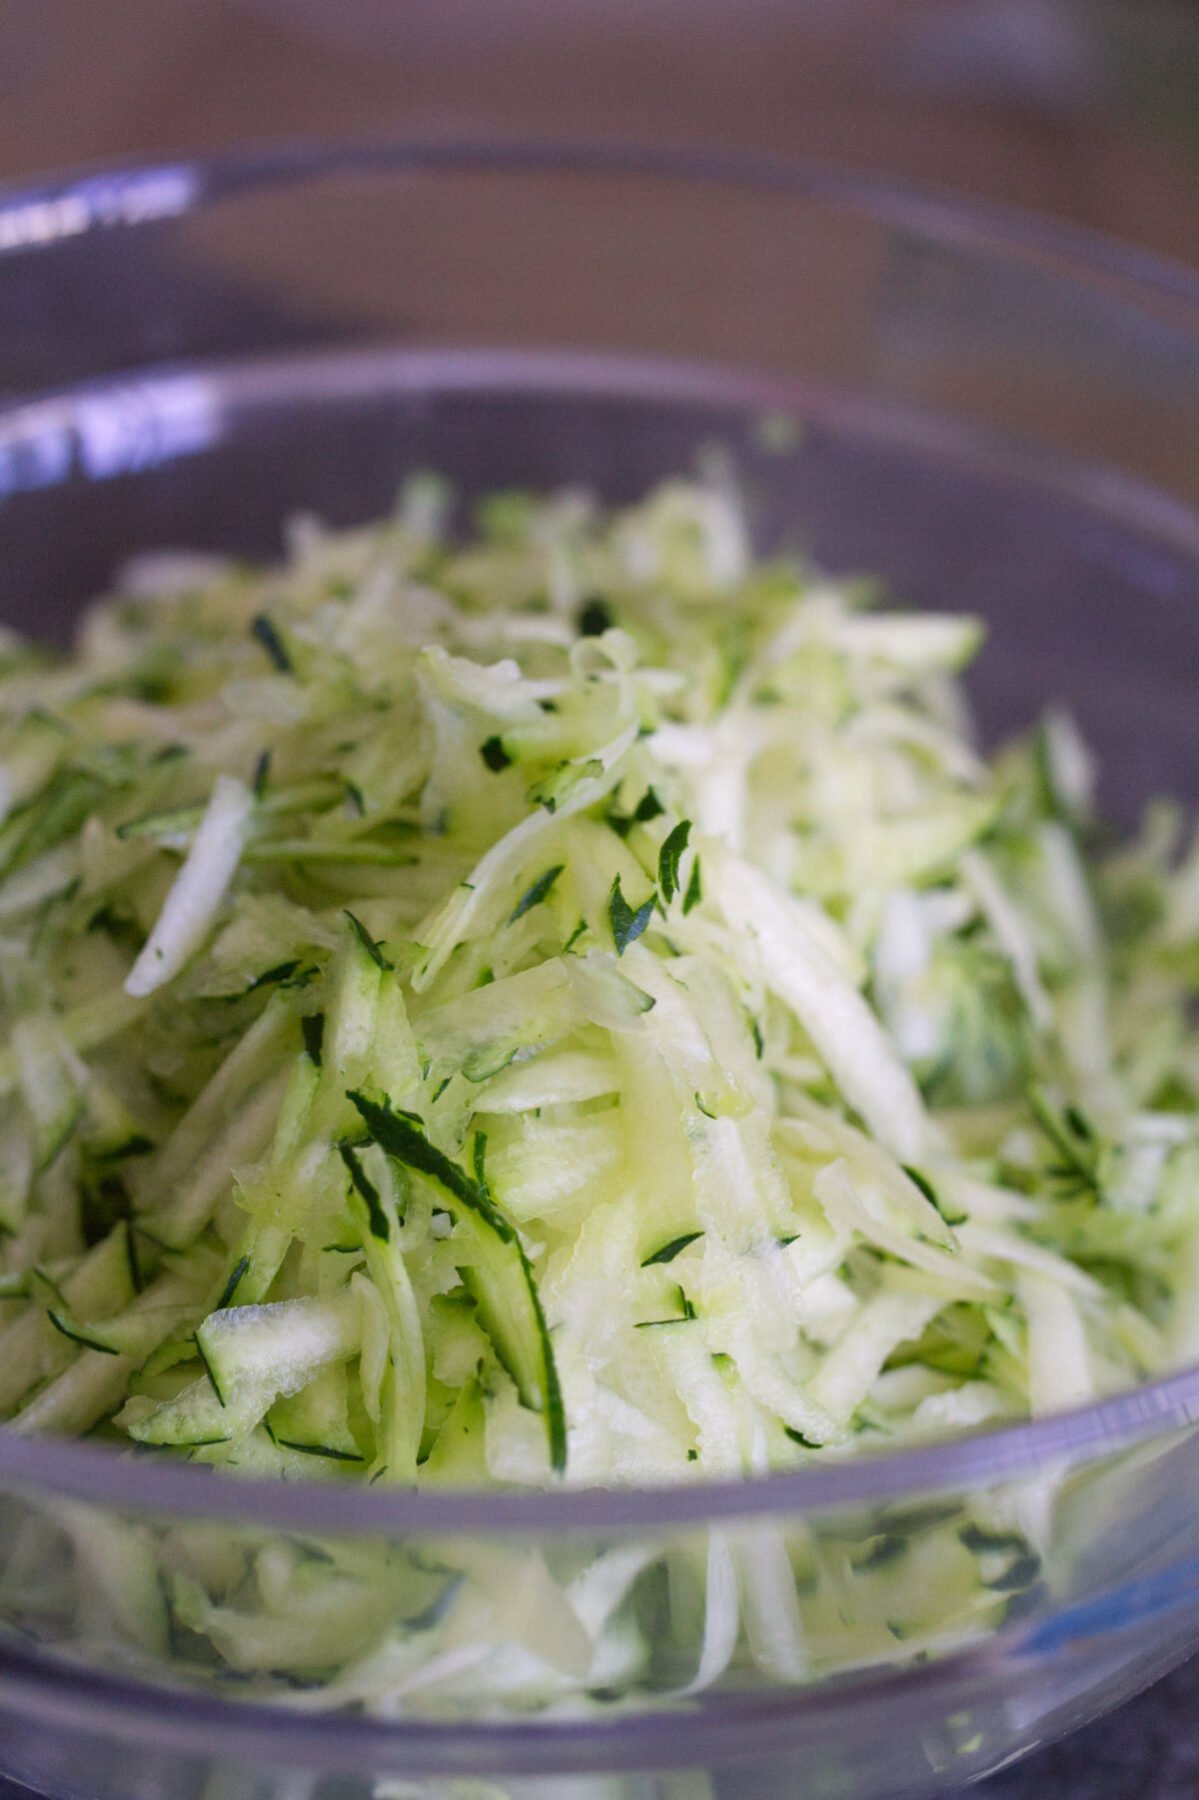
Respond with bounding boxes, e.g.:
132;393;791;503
1;0;1199;264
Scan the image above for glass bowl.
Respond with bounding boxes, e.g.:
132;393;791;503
2;143;1199;1800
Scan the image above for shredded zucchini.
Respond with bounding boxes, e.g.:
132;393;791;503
1;472;1198;1704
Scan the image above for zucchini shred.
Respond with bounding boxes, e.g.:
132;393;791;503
0;470;1196;1511
2;471;1195;1483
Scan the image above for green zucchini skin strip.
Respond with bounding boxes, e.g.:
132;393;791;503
347;1088;566;1474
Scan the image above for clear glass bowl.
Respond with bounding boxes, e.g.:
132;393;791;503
2;144;1199;1800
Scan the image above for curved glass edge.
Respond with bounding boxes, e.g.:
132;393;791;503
6;1566;1195;1771
2;136;1199;320
2;1360;1199;1535
4;346;1199;561
0;140;1196;1536
0;1619;1046;1772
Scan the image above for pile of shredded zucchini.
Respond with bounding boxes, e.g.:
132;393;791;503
1;472;1198;1493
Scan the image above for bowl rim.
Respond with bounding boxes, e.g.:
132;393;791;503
2;137;1199;1535
4;134;1199;315
0;1616;1021;1773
